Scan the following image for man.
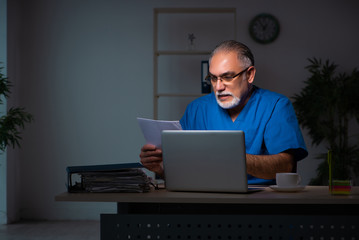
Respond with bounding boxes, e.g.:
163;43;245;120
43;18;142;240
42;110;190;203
140;40;307;184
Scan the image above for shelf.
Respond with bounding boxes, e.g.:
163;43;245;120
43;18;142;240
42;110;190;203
154;8;236;14
156;51;211;56
153;8;236;119
156;93;208;98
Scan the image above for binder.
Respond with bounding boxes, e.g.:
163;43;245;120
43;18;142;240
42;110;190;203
66;162;151;193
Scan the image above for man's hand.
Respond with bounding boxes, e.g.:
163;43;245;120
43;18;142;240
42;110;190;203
139;144;164;178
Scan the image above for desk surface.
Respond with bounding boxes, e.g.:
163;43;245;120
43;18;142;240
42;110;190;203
55;186;359;205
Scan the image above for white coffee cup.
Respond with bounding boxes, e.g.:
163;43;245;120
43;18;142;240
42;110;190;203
276;173;301;188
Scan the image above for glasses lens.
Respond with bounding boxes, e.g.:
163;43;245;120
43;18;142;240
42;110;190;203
221;76;233;82
206;75;216;82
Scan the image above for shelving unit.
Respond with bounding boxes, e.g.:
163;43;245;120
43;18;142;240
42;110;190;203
153;8;237;120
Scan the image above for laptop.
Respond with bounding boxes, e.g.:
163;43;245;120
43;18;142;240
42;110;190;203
162;130;260;193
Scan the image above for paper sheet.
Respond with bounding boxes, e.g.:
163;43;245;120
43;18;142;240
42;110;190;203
137;117;182;148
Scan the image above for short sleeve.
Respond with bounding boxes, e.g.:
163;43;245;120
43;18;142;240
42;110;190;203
264;98;308;161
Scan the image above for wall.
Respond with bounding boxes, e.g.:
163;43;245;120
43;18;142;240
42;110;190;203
6;0;359;220
0;0;7;224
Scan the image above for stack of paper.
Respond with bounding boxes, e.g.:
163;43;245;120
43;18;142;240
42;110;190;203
80;169;151;193
67;163;152;193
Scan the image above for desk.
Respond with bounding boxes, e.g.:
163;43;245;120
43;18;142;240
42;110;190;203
56;186;359;239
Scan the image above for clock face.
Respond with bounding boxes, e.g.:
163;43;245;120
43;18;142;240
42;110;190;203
249;14;280;44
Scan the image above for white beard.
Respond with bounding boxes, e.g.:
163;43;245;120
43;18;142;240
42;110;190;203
215;91;241;109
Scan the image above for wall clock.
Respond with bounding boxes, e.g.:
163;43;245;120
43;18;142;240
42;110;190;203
249;13;280;44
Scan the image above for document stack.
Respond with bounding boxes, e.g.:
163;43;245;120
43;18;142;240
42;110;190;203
66;163;152;193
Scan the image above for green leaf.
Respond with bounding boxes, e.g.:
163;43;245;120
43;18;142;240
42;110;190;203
292;58;359;184
0;65;34;152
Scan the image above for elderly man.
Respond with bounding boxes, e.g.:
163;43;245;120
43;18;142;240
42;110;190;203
140;40;307;184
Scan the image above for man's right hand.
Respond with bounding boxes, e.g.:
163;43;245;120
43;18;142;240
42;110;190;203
139;144;164;178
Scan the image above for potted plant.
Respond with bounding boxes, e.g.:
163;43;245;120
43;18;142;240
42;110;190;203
292;58;359;185
0;65;33;152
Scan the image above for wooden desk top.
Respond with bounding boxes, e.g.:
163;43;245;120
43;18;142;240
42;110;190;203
55;186;359;205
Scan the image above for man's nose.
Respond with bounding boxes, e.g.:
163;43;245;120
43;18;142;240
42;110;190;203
215;80;225;91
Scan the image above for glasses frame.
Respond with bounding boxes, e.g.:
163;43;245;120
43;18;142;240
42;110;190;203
205;66;252;83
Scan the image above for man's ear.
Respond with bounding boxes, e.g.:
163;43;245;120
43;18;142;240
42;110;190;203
247;66;256;84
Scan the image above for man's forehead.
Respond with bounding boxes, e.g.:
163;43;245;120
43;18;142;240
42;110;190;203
210;51;243;71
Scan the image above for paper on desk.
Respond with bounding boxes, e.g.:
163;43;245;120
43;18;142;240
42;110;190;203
137;117;182;148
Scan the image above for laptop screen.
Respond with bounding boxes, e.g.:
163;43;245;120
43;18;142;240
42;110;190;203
162;130;249;193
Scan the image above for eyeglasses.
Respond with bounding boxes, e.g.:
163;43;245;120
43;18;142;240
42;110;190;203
205;66;251;83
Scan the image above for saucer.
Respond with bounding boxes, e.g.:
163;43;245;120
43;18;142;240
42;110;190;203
269;185;305;192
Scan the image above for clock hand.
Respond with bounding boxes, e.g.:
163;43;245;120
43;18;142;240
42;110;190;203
259;19;268;31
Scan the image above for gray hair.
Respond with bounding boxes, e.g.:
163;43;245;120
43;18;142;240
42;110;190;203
209;40;255;67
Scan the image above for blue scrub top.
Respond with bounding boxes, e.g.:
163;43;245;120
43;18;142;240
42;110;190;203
179;86;308;185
